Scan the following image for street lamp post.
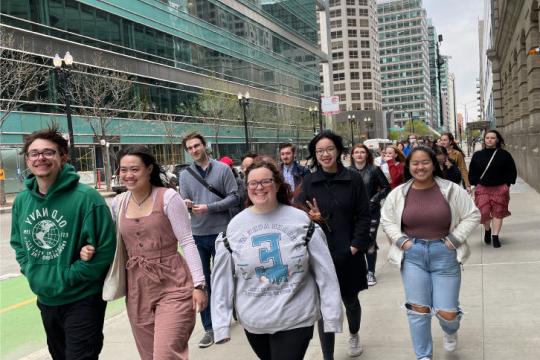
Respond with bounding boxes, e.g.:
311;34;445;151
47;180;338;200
309;106;318;135
436;34;445;129
238;91;250;152
348;113;356;147
409;111;416;134
363;116;372;139
53;52;76;170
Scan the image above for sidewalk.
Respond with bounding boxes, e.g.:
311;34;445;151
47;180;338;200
17;177;540;360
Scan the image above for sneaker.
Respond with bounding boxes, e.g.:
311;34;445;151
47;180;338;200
367;272;377;286
198;330;214;348
443;332;458;352
347;333;363;357
419;357;431;360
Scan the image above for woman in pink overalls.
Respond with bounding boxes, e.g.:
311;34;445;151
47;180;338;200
85;145;207;359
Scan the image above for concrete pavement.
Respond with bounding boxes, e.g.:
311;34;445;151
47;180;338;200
16;176;540;360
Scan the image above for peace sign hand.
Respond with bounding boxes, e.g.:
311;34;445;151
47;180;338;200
306;198;323;222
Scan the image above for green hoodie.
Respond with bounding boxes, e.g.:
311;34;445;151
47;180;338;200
10;164;115;306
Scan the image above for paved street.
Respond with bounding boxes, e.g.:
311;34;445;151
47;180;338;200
10;177;540;360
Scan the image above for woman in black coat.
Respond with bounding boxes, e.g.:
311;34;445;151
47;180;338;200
296;131;371;360
350;144;391;287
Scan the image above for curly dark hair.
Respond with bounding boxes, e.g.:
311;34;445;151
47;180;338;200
404;146;444;181
117;145;165;187
244;157;292;207
307;130;344;169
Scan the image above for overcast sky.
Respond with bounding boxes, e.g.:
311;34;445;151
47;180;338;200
423;0;485;120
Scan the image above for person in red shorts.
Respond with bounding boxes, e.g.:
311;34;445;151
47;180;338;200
468;130;517;248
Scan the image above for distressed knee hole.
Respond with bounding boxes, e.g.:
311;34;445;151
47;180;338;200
405;303;430;313
437;310;458;321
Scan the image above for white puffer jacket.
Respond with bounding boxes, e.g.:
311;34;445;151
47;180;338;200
380;177;480;267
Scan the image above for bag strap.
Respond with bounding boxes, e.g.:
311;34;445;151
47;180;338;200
304;220;316;246
186;166;226;199
479;149;498;180
221;220;316;254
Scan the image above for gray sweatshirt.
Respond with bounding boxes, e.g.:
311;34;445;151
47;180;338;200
211;205;343;342
179;159;238;235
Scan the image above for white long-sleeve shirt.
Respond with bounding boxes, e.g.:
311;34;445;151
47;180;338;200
211;205;343;342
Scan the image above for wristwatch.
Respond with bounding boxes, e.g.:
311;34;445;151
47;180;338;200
194;284;207;292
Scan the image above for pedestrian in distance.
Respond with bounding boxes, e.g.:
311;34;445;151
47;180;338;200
220;156;244;217
468;130;517;248
81;145;207;359
10;126;116;360
380;146;480;360
439;133;471;192
350;144;391;286
278;142;310;194
383;145;406;189
211;157;343;360
432;145;462;184
402;134;417;157
179;132;239;348
296;130;372;359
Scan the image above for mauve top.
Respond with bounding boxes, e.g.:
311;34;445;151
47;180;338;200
401;184;451;240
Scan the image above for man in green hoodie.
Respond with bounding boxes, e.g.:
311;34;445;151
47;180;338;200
10;126;115;360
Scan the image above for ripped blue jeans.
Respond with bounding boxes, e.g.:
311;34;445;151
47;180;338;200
401;239;462;359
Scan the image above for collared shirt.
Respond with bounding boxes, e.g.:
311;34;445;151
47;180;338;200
282;164;295;191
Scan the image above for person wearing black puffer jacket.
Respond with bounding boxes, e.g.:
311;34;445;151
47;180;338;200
350;144;391;287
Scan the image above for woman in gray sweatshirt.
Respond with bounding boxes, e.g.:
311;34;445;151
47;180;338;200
211;157;343;360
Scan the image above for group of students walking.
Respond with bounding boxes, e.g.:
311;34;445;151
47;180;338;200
10;125;516;360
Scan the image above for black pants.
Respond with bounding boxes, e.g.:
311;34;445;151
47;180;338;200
245;325;314;360
318;294;361;360
366;208;381;273
37;293;107;360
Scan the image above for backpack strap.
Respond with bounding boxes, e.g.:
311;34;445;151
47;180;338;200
304;221;316;246
222;232;233;254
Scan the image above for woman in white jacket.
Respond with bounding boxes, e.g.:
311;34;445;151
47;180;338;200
381;146;480;360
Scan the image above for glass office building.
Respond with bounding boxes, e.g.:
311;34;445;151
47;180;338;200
377;0;432;126
0;0;325;191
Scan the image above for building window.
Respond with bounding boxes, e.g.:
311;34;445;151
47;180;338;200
360;40;370;48
361;50;370;59
360;30;369;38
362;72;371;79
331;31;343;39
350;72;360;80
349;40;358;48
333;72;345;81
346;0;355;5
333;51;344;60
330;19;342;28
329;0;340;6
334;83;346;91
362;61;371;69
333;62;345;71
351;92;361;100
330;9;341;17
363;82;372;90
359;0;367;5
351;82;361;90
359;9;368;16
331;41;343;49
349;50;358;58
350;61;359;69
348;29;357;37
364;92;373;100
352;103;363;110
347;19;357;27
346;8;356;16
364;102;373;110
338;94;347;102
359;19;369;27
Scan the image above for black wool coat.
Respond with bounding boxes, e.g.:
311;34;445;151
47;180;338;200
297;165;371;295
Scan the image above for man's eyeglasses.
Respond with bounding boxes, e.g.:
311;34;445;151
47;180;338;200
315;146;336;156
26;149;57;160
247;178;274;190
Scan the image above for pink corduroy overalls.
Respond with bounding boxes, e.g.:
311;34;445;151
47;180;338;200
121;188;195;360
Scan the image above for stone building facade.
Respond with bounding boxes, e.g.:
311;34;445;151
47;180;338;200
487;0;540;192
